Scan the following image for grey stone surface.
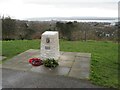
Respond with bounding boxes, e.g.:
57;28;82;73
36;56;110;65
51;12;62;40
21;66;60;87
59;60;74;68
0;68;2;89
63;52;77;56
31;65;70;76
3;63;32;71
72;61;90;68
60;51;64;55
0;56;2;61
59;54;75;61
69;56;91;79
0;64;2;68
75;56;91;62
76;53;91;57
2;49;91;80
0;56;6;61
2;68;102;88
69;68;90;79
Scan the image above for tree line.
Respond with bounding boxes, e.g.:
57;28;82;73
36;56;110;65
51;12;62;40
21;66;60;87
1;16;118;41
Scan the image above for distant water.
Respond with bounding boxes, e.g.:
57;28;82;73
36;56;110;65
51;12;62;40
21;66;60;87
28;18;117;23
59;19;116;23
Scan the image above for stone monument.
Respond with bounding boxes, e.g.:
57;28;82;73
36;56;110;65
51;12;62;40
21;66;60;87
40;31;60;60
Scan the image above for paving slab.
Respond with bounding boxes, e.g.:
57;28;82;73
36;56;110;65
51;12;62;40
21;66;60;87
76;53;91;57
2;68;102;88
0;64;2;68
72;61;90;69
0;68;2;90
69;55;91;79
3;62;32;71
60;51;64;55
0;56;6;61
58;60;74;68
69;68;89;79
59;55;75;61
31;65;70;76
2;49;91;80
63;52;78;56
75;56;91;62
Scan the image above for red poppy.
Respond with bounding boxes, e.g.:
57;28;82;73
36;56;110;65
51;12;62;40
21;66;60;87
28;58;43;66
29;59;33;64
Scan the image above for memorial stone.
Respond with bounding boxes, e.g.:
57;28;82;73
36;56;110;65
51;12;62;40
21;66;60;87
40;31;60;60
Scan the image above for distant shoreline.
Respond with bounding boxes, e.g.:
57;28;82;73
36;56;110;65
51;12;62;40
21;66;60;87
54;19;116;23
27;19;116;23
26;17;117;23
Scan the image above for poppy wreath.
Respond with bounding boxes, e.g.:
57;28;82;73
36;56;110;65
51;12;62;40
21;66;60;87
29;58;43;66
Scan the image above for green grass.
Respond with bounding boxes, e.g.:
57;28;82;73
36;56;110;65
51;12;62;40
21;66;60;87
2;40;40;59
1;40;119;89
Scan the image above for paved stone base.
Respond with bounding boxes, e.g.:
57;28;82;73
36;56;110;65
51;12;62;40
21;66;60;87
0;56;6;61
2;49;91;79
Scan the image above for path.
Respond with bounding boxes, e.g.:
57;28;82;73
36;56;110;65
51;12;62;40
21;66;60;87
2;49;91;79
2;68;101;88
1;49;104;88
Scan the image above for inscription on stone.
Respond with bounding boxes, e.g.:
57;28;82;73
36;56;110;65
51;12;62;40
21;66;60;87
45;46;50;50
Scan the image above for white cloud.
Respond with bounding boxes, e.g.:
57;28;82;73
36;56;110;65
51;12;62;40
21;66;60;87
0;0;118;19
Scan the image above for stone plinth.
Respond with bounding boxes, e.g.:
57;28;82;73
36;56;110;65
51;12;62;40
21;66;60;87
40;31;60;60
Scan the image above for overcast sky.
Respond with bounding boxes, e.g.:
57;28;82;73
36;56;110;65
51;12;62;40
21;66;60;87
0;0;119;19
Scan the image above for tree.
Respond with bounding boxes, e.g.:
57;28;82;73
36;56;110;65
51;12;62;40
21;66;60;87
24;28;35;40
65;22;75;40
16;21;35;40
2;16;16;40
56;21;75;41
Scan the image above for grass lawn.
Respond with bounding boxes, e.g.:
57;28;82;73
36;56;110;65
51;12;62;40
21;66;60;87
1;40;119;89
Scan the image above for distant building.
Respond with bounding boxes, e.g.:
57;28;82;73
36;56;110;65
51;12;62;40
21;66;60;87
105;34;110;37
104;24;111;27
110;19;118;26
